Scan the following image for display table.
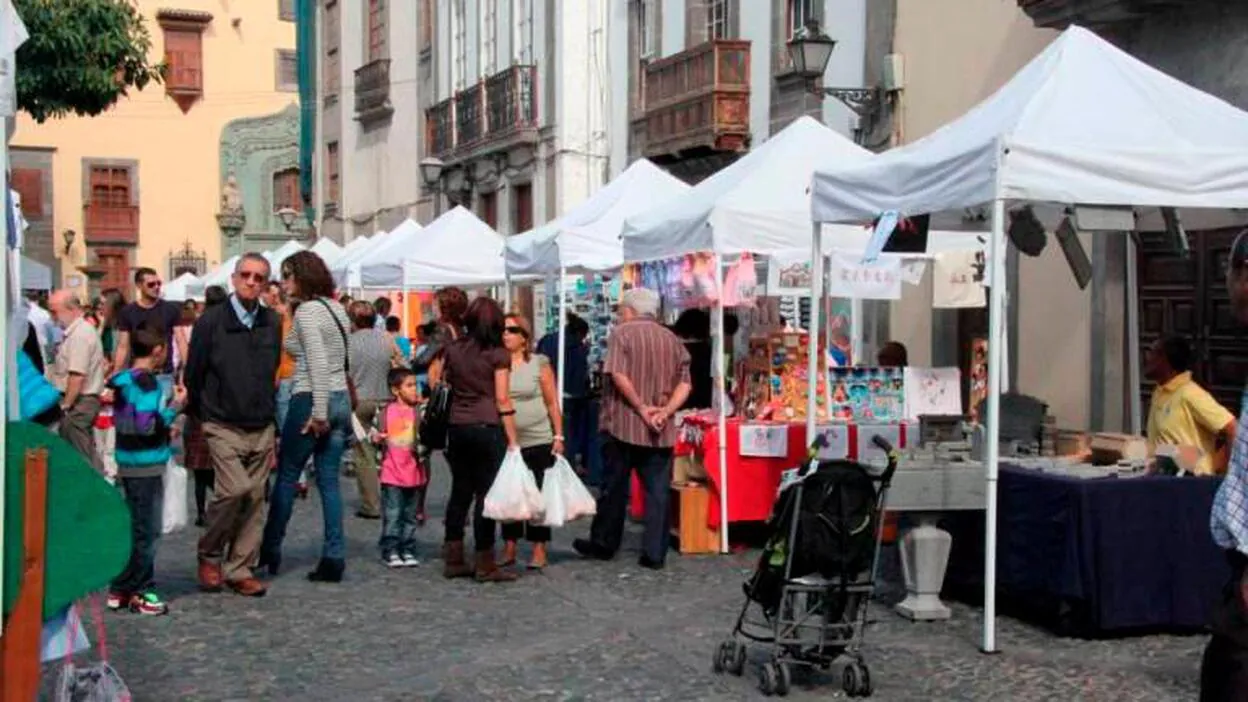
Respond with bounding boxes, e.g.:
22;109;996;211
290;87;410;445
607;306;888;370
945;464;1227;635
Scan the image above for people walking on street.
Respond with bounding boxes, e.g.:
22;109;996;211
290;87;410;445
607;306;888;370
185;254;281;598
112;268;188;383
372;296;392;330
537;313;592;480
48;290;107;475
370;367;427;567
107;328;187;616
430;296;521;582
95;287;126;373
411;287;469;523
387;315;412;362
499;313;563;571
262;250;354;584
347;299;401;520
574;288;691;571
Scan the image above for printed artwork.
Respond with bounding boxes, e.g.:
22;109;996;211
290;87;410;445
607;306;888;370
766;254;814;297
739;423;790;458
903;367;963;418
828;367;906;422
826;298;853;366
969;338;988;422
812;423;851;460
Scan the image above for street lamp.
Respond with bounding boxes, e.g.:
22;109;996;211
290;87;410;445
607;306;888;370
62;228;75;255
786;19;883;120
276;207;300;235
420;157;445;216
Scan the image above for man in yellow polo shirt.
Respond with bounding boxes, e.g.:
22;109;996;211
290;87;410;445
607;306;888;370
1145;336;1236;475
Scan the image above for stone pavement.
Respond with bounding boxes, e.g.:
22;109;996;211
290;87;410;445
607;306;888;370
68;459;1206;701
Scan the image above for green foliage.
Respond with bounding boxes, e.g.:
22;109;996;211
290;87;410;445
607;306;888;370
14;0;164;123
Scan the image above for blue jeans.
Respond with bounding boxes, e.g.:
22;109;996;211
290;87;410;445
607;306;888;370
588;435;672;565
275;379;294;436
111;474;163;594
380;484;423;556
263;390;351;561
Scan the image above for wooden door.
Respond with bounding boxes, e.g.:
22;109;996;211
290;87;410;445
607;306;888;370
1138;229;1248;413
96;249;131;294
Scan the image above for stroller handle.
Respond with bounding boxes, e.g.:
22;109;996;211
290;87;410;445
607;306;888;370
872;435;900;484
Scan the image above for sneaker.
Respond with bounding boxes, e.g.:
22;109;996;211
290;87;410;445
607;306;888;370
106;591;129;611
384;553;404;568
400;553;421;567
129;591;169;616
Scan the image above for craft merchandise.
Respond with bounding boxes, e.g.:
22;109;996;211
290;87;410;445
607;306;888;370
903;367;963;418
740;332;829;421
765;252;814;298
828;367;906;422
722;252;759;307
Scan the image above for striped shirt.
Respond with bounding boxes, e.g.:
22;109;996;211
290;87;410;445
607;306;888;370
1212;387;1248;554
600;318;691;448
286;297;351;420
349;327;395;402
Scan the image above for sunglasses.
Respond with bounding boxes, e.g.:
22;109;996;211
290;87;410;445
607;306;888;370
237;271;267;283
144;280;162;289
504;325;527;336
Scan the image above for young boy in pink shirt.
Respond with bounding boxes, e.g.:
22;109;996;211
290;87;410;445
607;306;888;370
371;368;427;567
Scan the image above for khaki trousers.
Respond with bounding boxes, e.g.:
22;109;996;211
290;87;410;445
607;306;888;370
59;394;102;475
197;421;276;582
353;399;383;517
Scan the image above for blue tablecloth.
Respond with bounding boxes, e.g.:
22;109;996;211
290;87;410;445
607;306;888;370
945;464;1228;635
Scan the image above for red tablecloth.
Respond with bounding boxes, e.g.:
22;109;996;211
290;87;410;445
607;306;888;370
629;419;912;529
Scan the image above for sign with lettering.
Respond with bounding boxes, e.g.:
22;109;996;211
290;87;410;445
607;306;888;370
827;253;903;300
739;423;789;458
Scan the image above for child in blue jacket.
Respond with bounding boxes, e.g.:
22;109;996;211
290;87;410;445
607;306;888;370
107;328;185;615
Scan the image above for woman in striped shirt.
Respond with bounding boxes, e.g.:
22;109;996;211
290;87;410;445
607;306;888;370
261;251;354;584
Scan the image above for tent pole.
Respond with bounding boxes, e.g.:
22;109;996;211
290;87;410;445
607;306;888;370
1126;233;1142;434
806;223;823;445
504;271;513;310
715;255;729;553
982;196;1007;654
556;267;567;411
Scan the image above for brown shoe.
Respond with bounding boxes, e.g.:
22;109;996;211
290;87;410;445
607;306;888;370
227;578;268;597
441;541;475;579
527;542;549;571
500;540;518;568
198;559;223;592
475;550;518;583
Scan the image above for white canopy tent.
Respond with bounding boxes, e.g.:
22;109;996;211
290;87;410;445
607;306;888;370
332;230;392;289
200;254;240;289
397;206;508;289
809;25;1248;652
505;159;692;275
19;255;50;290
309;237;345;267
264;239;306;272
163;271;204;302
356;219;425;288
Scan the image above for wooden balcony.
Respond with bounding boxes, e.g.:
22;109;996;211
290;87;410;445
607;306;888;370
1017;0;1188;29
83;205;139;246
354;59;394;125
637;39;750;161
424;65;540;163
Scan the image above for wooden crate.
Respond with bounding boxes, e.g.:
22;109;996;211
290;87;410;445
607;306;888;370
670;483;720;555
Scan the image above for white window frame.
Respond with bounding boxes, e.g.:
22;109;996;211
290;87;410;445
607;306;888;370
451;0;467;90
637;0;655;59
513;0;532;65
707;0;730;40
789;0;814;39
481;0;498;76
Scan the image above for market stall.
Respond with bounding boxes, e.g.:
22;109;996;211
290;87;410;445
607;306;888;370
810;25;1248;650
163;271;203;302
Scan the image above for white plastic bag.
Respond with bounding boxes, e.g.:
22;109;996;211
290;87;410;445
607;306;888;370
483;448;544;522
540;454;598;527
161;460;188;534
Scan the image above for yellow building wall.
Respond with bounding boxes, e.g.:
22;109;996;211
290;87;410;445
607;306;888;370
11;0;296;294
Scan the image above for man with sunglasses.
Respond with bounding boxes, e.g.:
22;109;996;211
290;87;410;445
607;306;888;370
1204;228;1248;701
112;267;188;382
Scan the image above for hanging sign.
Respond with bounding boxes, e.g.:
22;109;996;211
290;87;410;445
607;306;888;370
739;423;789;458
812;423;851;460
932;250;986;308
826;253;903;300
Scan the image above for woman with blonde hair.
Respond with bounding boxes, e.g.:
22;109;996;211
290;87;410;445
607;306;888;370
499;313;564;570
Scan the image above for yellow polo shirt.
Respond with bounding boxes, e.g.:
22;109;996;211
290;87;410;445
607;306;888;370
1146;371;1234;475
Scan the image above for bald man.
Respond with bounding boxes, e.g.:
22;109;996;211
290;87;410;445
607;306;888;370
50;290;107;474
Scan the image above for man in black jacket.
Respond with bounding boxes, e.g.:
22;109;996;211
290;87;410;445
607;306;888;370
184;252;281;597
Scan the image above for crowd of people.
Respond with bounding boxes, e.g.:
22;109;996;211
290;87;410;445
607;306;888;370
18;249;694;617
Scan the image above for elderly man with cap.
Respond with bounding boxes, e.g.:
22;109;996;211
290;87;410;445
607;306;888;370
574;287;691;570
49;289;107;473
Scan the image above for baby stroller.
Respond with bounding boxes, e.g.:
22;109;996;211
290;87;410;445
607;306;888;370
711;435;898;697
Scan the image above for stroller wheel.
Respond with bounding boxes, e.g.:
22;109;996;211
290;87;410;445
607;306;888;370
759;661;791;697
712;642;728;674
727;642;747;676
843;662;872;697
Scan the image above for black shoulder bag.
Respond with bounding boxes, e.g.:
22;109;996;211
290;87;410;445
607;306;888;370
420;339;454;451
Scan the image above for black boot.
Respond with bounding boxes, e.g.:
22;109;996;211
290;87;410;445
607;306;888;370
257;549;282;577
306;558;345;583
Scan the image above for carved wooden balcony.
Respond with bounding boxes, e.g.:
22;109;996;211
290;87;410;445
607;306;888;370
354;59;394;125
638;39;750;161
425;65;541;165
84;205;139;246
426;98;455;158
1017;0;1189;29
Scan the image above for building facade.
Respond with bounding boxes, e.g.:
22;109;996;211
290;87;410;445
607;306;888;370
11;0;301;298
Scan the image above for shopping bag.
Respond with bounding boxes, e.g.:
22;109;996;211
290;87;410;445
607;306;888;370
482;448;544;522
540;454;597;527
161;460;188;535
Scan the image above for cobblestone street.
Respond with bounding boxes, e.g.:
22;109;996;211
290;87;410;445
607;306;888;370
82;459;1206;701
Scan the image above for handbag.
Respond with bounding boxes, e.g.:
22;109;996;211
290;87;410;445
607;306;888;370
18;350;62;421
316;298;358;410
420;381;452;450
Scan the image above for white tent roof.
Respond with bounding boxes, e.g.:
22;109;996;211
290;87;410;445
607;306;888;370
164;272;204;302
308;237;345;266
264;240;305;271
506;159;691;274
398;206;507;288
332;231;392;288
811;26;1248;223
358;220;427;288
201;254;240;289
19;255;51;290
622;116;873;261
